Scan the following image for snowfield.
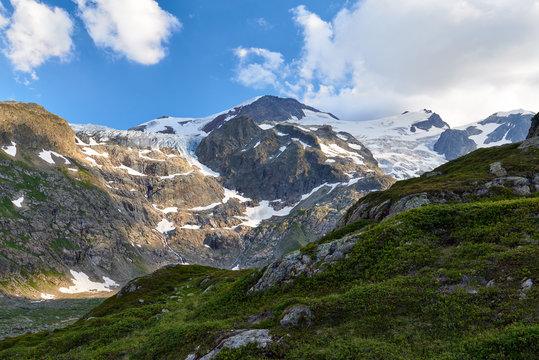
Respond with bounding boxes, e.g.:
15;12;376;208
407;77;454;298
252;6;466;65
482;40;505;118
59;270;119;294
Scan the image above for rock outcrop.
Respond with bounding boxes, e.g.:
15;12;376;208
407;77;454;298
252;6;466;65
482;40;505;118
527;112;539;139
0;102;77;157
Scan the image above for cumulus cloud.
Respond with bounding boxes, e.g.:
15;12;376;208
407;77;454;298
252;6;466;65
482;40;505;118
74;0;181;65
235;0;539;125
2;0;74;77
234;47;287;89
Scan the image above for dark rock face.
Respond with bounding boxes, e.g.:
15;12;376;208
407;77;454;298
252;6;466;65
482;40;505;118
480;112;534;143
410;112;449;132
196;116;382;202
527;113;539;139
433;129;477;160
201;95;338;133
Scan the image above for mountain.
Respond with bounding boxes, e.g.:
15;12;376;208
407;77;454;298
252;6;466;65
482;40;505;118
128;95;338;136
433;109;535;160
127;97;534;180
1;134;535;359
0;99;393;301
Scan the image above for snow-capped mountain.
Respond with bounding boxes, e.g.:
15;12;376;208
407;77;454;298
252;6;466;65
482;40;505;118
126;96;535;180
434;110;535;160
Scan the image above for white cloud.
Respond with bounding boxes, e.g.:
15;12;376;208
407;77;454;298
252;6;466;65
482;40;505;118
2;0;74;77
0;2;9;29
256;17;272;30
234;47;287;89
235;0;539;125
74;0;181;65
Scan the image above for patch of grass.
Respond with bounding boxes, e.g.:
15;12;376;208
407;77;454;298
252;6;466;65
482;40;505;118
49;238;80;255
0;197;20;218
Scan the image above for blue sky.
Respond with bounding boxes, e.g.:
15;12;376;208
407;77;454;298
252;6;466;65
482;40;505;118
1;0;538;129
0;0;347;129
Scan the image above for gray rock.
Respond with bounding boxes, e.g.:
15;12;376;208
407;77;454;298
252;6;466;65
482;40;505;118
388;193;431;217
280;305;312;328
521;278;533;291
434;129;477;160
249;236;359;293
200;329;272;360
489;162;507;177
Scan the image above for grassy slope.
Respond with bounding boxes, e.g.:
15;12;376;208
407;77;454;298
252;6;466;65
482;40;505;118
0;142;537;359
341;142;538;224
0;197;536;359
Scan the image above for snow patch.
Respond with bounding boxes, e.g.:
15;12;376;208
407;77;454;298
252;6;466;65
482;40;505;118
181;224;201;230
59;270;119;294
12;196;24;208
39;150;71;165
291;138;311;149
1;142;17;157
155;219;176;234
115;164;146;177
40;293;55;300
81;147;109;158
189;202;221;211
258;124;274;130
234;200;296;227
152;204;178;214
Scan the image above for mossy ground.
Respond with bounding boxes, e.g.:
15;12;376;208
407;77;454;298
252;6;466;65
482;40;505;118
0;195;536;359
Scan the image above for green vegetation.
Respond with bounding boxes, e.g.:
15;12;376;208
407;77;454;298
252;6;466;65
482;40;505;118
343;142;538;224
0;197;20;219
50;238;80;255
0;195;535;359
0;141;536;359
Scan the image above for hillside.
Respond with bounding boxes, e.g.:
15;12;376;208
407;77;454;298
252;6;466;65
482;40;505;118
0;100;393;302
0;136;536;359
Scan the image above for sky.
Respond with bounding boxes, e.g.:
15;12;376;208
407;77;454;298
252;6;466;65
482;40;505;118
0;0;538;129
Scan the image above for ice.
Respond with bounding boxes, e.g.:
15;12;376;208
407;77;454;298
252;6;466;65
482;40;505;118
11;196;24;208
155;219;176;233
319;143;365;165
1;141;17;156
38;150;71;165
59;270;119;294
